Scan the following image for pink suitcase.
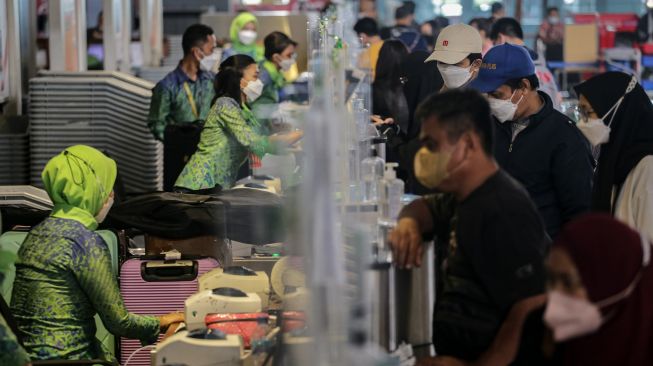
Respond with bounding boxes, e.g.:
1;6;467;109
119;257;219;366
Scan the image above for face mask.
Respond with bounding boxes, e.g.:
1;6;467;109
437;63;474;89
488;91;523;123
279;56;296;72
545;234;651;342
243;79;264;103
577;118;611;147
577;75;637;146
414;146;452;189
95;196;114;224
199;51;220;72
544;290;602;342
548;16;560;24
238;30;258;45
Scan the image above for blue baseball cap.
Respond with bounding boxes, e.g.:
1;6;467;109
469;44;535;93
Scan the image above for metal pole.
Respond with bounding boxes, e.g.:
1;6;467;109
5;0;23;115
140;0;163;67
49;0;86;71
103;0;119;71
121;0;132;73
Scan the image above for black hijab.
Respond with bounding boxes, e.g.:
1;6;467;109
574;72;653;212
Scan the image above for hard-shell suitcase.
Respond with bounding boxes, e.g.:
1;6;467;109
118;256;219;366
0;229;120;360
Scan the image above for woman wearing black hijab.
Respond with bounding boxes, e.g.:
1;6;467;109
574;72;653;240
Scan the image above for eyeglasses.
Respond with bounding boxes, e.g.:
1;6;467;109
574;105;597;120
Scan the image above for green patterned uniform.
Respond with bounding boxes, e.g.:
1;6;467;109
0;315;29;366
175;97;273;190
11;218;159;362
147;66;215;141
0;250;30;366
10;145;160;362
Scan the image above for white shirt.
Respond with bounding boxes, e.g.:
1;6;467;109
614;155;653;241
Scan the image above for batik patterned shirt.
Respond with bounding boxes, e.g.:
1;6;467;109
175;97;271;190
11;217;159;362
147;65;215;141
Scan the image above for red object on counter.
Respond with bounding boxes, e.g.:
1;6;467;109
206;313;269;348
282;311;307;332
573;13;639;50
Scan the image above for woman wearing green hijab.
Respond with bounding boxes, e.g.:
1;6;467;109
221;12;265;62
10;145;183;362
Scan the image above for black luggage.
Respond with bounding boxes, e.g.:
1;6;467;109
108;189;285;245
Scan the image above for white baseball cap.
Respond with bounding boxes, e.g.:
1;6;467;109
424;24;483;64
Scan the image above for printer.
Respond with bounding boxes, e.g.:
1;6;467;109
151;328;244;366
199;266;271;308
185;287;262;331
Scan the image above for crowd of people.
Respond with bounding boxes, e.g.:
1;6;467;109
359;2;653;365
2;3;653;366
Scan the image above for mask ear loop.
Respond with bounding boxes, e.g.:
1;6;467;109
602;76;638;128
595;234;651;309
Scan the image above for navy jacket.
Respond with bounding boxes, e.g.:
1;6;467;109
494;91;594;238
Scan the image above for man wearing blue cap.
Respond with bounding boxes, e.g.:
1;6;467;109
470;44;593;238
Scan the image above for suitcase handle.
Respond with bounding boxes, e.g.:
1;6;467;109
140;260;198;282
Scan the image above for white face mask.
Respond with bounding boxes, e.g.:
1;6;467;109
437;63;474;89
243;79;264;103
238;30;258;45
548;16;560;24
199;51;220;72
488;91;523;123
95;196;114;224
279;55;296;72
577;75;638;146
577;118;611;147
544;290;603;342
545;234;651;342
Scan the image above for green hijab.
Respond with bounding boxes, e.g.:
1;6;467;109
41;145;117;230
229;12;264;61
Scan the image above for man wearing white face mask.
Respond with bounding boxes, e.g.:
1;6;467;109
389;90;549;362
250;31;299;129
423;23;483;90
148;24;218;142
470;44;593;239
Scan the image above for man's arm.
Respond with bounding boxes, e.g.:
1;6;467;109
147;83;172;141
390;194;453;269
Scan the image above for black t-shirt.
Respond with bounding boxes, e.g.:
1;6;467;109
424;170;550;362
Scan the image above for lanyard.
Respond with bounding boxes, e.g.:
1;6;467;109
183;82;199;119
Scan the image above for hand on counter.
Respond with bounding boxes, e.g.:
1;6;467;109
371;115;395;126
159;312;185;333
162;322;184;340
388;217;423;269
270;130;304;148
